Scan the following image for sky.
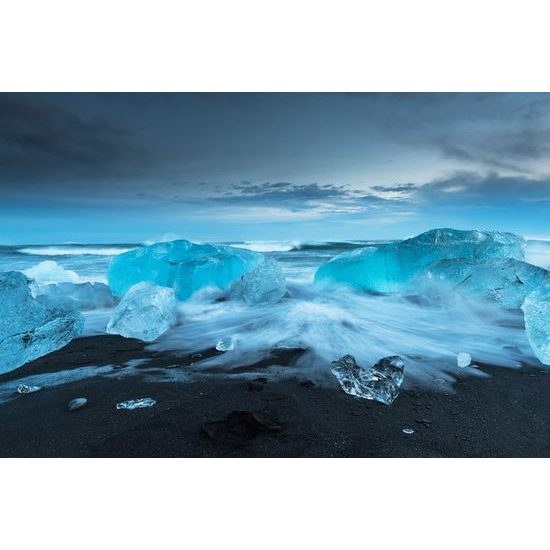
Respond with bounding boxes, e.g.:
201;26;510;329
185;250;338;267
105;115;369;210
1;92;549;244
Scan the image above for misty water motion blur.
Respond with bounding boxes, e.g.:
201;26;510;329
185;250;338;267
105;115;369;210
1;232;548;390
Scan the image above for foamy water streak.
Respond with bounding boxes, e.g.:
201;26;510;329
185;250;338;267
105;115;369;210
150;283;538;387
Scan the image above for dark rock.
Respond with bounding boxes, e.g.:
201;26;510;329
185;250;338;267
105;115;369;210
203;410;282;446
247;377;268;392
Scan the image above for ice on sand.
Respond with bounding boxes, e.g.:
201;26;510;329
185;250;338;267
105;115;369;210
522;287;550;365
116;397;156;410
457;352;472;368
17;384;42;394
108;240;286;302
216;336;235;352
330;354;405;405
0;271;84;374
106;282;177;342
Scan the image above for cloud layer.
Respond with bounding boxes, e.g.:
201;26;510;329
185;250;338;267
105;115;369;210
1;92;549;242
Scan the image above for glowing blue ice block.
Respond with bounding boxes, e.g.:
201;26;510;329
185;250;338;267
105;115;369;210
0;271;84;374
108;240;286;303
314;228;525;293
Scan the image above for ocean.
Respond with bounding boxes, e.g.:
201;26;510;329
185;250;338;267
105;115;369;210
1;238;549;388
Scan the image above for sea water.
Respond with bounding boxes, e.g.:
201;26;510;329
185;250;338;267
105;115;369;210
1;238;549;388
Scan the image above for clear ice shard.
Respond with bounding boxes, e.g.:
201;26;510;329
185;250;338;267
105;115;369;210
106;282;177;342
315;228;525;293
108;240;286;302
116;397;156;410
35;282;117;311
17;384;42;394
216;336;235;351
427;258;550;309
457;352;472;368
330;354;405;405
521;287;550;365
0;271;84;374
229;257;287;305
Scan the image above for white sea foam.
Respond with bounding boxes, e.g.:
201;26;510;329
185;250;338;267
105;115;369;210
22;260;106;285
17;246;134;256
149;282;539;388
23;260;82;284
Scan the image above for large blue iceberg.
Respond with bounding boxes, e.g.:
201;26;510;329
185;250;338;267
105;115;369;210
314;228;550;365
314;228;525;293
108;240;286;303
0;272;84;374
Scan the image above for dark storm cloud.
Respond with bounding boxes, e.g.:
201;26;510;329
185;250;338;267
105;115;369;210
347;92;550;175
227;181;353;201
371;183;417;193
414;172;550;204
436;128;550;173
212;181;399;213
369;171;550;206
0;94;144;182
2;92;550;210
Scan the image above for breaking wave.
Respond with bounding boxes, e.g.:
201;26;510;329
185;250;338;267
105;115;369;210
525;239;550;269
230;241;299;252
149;282;539;388
17;246;135;257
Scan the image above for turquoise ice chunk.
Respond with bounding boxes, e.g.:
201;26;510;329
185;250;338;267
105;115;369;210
0;271;83;374
522;287;550;365
314;228;525;293
108;240;268;301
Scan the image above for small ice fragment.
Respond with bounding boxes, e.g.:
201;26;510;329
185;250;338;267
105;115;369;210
216;336;235;352
17;384;42;394
116;397;156;410
330;354;405;405
402;427;415;435
457;352;472;368
68;397;87;411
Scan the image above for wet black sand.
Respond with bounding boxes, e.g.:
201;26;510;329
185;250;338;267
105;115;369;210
0;335;548;457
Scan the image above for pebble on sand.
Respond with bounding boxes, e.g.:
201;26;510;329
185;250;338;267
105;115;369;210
68;397;88;411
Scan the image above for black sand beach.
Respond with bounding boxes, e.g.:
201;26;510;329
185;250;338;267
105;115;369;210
0;335;548;458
